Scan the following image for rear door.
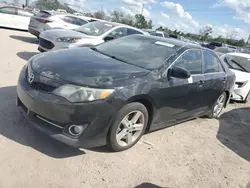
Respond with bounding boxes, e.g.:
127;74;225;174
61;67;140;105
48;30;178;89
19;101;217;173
202;50;226;108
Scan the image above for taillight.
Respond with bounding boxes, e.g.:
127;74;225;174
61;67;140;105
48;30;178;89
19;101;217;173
36;18;52;23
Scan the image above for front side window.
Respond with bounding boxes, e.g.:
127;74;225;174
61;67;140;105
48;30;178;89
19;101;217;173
203;51;223;73
74;21;115;36
174;50;202;74
95;35;180;70
0;7;15;15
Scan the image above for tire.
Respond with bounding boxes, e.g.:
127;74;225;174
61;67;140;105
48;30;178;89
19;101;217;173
206;92;227;118
243;91;250;104
107;102;148;152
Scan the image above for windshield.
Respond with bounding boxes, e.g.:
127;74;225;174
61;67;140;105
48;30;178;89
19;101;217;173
224;54;250;72
74;21;115;36
95;35;180;70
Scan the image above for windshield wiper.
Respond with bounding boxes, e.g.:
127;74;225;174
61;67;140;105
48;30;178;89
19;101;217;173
90;48;130;64
231;59;248;72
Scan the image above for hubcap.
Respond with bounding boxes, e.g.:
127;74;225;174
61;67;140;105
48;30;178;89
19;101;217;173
116;111;145;147
213;94;225;117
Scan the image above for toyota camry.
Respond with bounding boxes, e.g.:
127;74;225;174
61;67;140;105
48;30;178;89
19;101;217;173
17;35;235;151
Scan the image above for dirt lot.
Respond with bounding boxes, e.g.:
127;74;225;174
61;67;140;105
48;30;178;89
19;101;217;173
0;29;250;188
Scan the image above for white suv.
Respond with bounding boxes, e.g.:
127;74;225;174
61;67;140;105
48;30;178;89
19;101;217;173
28;11;89;38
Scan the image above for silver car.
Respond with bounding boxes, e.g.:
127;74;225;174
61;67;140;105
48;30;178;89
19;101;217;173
28;10;89;38
38;21;147;52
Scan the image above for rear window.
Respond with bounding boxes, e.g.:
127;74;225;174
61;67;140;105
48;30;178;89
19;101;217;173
35;11;51;18
62;16;88;26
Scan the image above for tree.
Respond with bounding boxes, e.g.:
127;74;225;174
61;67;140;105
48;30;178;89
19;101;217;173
199;25;213;39
93;11;106;20
32;0;60;10
134;14;149;29
228;30;238;40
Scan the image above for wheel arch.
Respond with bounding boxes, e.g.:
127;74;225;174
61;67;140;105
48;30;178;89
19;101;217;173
224;90;230;107
127;95;156;131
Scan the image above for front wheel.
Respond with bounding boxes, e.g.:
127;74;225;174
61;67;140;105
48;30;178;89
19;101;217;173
207;92;227;118
107;102;148;152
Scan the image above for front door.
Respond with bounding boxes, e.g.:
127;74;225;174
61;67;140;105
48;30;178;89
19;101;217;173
152;49;205;124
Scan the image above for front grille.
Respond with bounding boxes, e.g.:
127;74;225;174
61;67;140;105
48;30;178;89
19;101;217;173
39;38;54;49
30;82;56;92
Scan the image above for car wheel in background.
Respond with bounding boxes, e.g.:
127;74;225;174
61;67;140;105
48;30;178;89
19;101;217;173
207;92;227;118
107;102;148;152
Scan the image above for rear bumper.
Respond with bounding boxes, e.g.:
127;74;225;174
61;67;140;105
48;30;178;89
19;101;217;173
16;66;120;148
28;26;40;37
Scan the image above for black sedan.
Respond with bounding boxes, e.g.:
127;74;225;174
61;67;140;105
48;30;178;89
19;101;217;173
17;35;235;151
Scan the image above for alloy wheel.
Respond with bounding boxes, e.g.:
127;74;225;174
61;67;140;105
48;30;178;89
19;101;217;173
213;94;225;117
116;110;145;147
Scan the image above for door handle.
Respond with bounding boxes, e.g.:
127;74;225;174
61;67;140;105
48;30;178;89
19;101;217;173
198;79;205;86
222;77;226;83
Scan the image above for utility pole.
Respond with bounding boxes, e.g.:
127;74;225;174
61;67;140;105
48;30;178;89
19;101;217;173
247;33;250;44
141;3;144;15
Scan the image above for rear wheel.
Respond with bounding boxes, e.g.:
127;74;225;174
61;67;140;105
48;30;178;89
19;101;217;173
107;102;148;152
207;92;227;118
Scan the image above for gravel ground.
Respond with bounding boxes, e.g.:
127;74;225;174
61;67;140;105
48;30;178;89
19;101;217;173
0;29;250;188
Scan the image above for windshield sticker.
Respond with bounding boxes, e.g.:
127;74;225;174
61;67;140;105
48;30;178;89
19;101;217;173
105;24;113;27
155;41;175;47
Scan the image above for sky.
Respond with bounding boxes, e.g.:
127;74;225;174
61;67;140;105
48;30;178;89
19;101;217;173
5;0;250;40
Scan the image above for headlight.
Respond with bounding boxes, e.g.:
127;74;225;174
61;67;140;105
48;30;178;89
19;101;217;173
53;84;114;102
235;81;248;88
56;37;81;43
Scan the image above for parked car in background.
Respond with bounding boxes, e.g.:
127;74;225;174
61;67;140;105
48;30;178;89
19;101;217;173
28;11;89;38
17;35;235;151
38;21;147;52
203;41;223;50
169;34;187;42
0;6;34;30
56;9;67;13
149;31;169;38
214;47;237;56
220;52;250;103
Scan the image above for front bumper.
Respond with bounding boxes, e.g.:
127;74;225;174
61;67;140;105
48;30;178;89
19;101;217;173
16;66;120;148
231;85;249;101
38;36;71;52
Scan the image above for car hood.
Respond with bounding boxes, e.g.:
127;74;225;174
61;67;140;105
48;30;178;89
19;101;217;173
40;29;97;41
31;48;149;88
230;69;250;82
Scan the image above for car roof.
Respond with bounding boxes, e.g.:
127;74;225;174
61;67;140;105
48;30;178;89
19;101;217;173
227;52;250;58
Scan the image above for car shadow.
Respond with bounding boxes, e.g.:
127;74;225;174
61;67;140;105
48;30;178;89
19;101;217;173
17;51;39;61
9;35;38;44
135;183;167;188
217;107;250;162
0;86;85;158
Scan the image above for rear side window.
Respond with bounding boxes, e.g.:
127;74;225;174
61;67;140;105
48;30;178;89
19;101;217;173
174;50;202;74
164;33;169;38
127;28;143;35
203;51;224;73
35;11;51;18
0;7;16;15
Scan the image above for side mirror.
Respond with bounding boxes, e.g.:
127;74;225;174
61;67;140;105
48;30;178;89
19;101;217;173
104;36;115;42
168;66;191;79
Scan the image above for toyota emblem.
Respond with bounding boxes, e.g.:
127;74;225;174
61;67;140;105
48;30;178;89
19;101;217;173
28;72;34;84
